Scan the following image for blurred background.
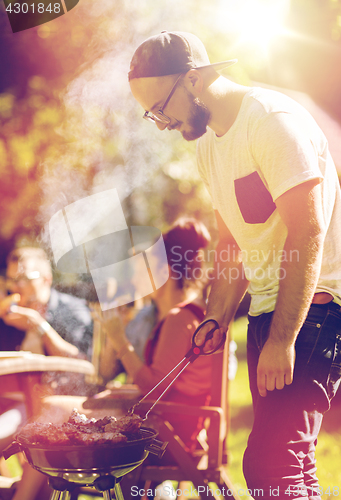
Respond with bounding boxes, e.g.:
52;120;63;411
1;0;341;274
1;0;341;496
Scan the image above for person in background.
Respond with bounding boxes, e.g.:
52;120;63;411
99;218;238;384
0;247;92;359
98;298;157;383
0;247;93;500
128;31;341;499
101;217;212;444
99;218;202;383
0;247;93;438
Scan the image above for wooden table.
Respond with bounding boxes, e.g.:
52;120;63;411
0;352;95;418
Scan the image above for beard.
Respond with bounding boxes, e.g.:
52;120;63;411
182;92;211;141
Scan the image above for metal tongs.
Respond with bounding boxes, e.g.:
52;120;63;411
128;319;226;420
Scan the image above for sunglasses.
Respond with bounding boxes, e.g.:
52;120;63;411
6;271;41;289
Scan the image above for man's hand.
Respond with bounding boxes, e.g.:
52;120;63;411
194;318;227;354
4;304;80;358
2;304;44;331
0;293;21;318
257;338;296;397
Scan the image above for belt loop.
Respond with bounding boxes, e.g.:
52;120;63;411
329;300;341;314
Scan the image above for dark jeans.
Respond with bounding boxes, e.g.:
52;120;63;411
243;301;341;500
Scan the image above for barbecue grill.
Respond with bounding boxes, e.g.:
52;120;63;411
4;427;167;500
3;319;223;499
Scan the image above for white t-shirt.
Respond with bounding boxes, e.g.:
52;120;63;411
197;87;341;315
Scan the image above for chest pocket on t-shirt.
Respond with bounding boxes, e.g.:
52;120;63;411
234;171;276;224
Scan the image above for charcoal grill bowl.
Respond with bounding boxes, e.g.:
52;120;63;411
4;427;166;499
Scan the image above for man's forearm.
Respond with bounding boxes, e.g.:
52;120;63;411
206;241;249;328
256;230;324;396
256;180;326;396
268;230;324;346
40;324;80;358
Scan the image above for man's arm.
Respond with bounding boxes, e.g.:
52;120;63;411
257;178;326;396
196;210;249;350
3;305;80;358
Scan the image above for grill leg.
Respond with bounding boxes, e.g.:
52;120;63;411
48;477;73;500
49;489;71;500
113;483;124;500
102;491;113;500
50;491;62;500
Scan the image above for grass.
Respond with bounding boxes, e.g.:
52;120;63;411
227;316;253;495
227;316;341;500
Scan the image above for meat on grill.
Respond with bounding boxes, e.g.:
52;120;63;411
18;423;71;446
104;414;142;435
17;409;142;446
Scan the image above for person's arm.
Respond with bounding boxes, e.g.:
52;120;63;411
103;308;199;395
98;336;123;382
3;305;80;357
196;210;249;350
102;311;145;380
256;178;326;397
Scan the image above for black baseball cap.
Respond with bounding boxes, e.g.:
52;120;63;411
128;31;237;80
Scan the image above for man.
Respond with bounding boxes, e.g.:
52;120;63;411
0;247;92;359
128;32;341;499
0;247;93;428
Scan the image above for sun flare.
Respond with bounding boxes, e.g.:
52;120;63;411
217;0;291;52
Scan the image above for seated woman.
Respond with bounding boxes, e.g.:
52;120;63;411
101;217;212;445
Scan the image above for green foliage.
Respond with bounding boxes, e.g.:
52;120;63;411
329;0;341;41
1;0;340;265
1;0;227;264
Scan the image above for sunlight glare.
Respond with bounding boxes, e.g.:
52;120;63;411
217;0;291;52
